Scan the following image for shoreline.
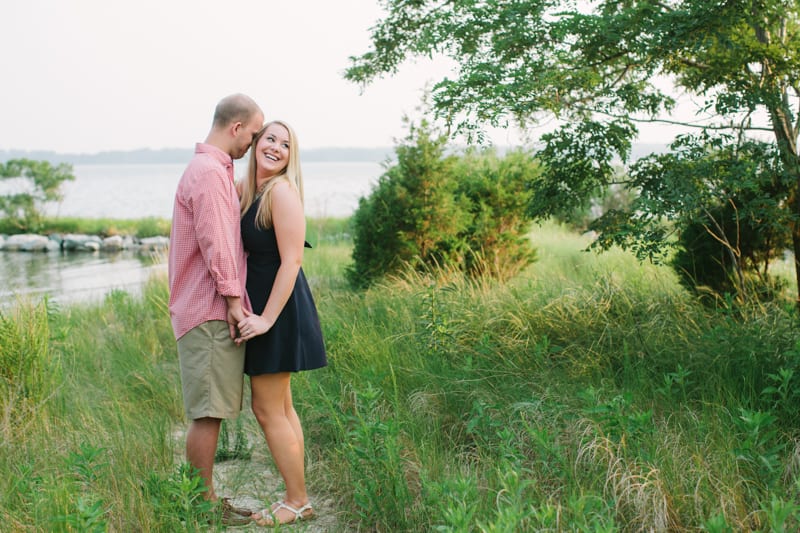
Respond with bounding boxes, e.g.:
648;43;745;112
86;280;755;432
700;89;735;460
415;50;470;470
0;232;169;253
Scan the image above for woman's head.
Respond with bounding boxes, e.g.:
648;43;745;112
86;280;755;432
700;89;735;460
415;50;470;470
240;120;304;228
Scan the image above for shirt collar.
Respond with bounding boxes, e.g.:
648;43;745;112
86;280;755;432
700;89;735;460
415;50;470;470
195;142;234;181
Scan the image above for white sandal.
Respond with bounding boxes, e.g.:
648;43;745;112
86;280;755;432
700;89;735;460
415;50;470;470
253;501;314;527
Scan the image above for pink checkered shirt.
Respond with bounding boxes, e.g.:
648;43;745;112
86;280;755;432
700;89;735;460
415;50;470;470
168;143;251;340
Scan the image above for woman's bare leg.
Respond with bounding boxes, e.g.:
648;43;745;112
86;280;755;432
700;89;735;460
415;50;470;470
250;373;310;523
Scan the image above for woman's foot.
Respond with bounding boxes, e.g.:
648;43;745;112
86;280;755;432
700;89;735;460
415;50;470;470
252;501;314;527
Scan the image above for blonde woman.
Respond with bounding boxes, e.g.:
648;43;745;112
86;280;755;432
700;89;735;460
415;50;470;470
235;120;327;526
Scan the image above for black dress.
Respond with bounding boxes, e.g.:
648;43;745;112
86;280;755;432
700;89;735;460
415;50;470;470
241;200;327;375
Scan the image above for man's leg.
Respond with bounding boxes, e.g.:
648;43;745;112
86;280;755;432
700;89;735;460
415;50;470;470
186;416;222;500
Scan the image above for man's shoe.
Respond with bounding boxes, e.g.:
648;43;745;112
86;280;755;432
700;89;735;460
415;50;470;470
215;498;252;526
221;497;252;517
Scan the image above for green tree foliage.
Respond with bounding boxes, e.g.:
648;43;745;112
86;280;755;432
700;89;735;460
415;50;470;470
347;121;537;288
0;159;75;231
593;133;792;301
346;0;800;304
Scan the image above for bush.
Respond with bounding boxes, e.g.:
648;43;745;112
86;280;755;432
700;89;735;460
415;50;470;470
347;121;538;288
454;149;538;279
347;120;471;288
672;199;791;302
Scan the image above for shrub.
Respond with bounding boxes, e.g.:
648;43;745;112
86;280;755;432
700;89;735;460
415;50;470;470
347;120;470;288
453;149;538;280
672;200;790;302
348;121;538;288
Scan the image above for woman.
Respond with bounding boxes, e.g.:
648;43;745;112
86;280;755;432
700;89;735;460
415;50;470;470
235;120;327;527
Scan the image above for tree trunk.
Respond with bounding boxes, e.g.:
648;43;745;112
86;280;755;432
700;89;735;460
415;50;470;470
792;217;800;310
765;105;799;308
755;15;800;308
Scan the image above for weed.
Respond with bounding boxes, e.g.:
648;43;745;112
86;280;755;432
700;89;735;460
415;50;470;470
342;384;417;530
216;417;253;461
732;408;785;491
143;463;214;529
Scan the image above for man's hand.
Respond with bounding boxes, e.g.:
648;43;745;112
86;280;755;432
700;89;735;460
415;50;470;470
225;296;244;339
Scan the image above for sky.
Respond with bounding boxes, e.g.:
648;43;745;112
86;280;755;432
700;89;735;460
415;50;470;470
1;1;708;155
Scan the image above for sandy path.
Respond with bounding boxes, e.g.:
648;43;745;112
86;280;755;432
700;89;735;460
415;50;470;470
174;422;343;532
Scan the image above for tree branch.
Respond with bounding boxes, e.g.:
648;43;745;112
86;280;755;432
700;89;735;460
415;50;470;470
573;105;775;133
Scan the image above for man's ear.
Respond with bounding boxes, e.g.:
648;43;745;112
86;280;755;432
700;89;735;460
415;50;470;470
230;121;242;136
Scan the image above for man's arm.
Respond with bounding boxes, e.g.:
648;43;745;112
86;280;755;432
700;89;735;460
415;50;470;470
193;170;246;338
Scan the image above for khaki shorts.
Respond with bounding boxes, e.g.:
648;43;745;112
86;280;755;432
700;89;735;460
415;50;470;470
177;320;245;420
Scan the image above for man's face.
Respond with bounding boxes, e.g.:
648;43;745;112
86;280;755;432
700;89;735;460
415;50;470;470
232;112;265;160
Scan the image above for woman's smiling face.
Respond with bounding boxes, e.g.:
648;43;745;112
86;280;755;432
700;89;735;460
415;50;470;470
256;123;291;178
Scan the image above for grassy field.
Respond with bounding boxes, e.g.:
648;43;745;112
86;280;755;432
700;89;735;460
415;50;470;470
2;219;800;531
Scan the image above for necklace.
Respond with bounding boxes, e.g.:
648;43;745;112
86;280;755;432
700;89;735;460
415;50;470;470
256;180;269;197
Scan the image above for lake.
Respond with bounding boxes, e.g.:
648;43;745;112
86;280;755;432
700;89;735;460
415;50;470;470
2;161;383;306
50;161;383;219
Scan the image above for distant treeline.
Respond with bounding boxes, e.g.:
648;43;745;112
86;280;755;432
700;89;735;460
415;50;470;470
0;146;395;165
0;143;668;166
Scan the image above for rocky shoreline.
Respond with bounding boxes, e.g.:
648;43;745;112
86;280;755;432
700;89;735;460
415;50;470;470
0;233;169;253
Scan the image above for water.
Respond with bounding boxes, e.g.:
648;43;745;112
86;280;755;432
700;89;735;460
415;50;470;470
50;161;382;219
0;249;166;307
2;161;382;306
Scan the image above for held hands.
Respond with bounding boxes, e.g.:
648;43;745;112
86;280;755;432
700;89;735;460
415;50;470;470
234;308;272;345
226;297;245;340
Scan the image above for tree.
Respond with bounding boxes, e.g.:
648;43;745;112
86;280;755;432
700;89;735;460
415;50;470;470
591;132;793;300
346;0;800;304
0;159;75;231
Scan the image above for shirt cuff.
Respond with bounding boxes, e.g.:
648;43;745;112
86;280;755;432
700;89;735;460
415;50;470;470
216;279;242;298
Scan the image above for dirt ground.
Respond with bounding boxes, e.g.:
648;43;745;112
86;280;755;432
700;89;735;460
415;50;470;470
214;459;342;532
174;425;344;532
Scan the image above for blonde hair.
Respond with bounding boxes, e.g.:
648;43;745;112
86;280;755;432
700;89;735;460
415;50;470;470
239;120;304;229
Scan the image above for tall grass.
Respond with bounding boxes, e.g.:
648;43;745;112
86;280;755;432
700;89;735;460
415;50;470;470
0;276;193;531
305;220;800;531
2;218;800;531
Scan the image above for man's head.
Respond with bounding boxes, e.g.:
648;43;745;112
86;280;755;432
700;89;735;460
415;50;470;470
207;93;264;159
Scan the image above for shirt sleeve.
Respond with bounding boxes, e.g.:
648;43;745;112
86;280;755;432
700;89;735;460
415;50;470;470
191;169;243;298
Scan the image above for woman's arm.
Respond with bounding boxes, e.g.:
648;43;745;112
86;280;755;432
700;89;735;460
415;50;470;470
259;180;305;326
235;180;305;342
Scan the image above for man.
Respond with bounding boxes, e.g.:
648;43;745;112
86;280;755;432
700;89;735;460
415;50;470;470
168;93;264;526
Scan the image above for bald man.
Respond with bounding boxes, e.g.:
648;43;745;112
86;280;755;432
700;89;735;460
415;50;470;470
168;93;264;526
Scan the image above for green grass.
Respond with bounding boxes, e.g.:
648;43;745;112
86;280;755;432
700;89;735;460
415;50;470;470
0;216;172;238
2;218;800;531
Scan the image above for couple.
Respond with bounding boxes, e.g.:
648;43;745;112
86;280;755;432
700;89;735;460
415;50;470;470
168;93;327;527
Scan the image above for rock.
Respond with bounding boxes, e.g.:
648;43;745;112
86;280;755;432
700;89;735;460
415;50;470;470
3;234;50;252
62;233;103;252
0;232;169;253
102;235;124;252
139;236;169;251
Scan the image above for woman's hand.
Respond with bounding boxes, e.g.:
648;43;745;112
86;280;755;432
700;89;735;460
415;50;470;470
235;309;272;345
